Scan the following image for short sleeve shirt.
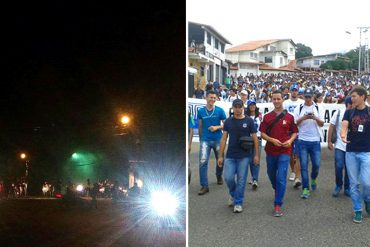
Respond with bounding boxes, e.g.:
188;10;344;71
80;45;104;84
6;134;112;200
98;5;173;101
343;107;370;152
260;111;298;155
223;116;256;159
198;106;227;142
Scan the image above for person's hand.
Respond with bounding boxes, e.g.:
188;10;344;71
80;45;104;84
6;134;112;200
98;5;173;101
253;155;259;166
217;157;224;167
270;138;283;147
281;140;292;148
208;126;219;132
328;142;334;151
341;135;350;144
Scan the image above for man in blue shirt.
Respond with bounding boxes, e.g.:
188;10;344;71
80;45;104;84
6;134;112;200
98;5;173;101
218;99;259;213
197;90;227;195
340;86;370;223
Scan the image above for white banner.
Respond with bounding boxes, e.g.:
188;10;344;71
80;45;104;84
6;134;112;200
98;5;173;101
188;98;345;146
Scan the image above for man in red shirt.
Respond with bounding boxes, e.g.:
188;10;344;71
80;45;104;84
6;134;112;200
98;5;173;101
260;90;298;217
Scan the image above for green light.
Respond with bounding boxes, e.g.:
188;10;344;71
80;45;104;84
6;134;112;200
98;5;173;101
72;153;78;159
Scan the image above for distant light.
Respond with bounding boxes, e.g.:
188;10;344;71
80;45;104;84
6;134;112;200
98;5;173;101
20;153;27;159
136;179;144;188
72;153;78;159
76;184;84;192
121;116;130;125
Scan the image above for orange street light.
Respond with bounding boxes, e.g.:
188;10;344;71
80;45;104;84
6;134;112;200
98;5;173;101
20;153;27;159
121;116;130;125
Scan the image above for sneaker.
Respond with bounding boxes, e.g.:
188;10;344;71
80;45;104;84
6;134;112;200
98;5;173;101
217;176;223;185
332;186;341;197
273;205;283;217
353;211;362;223
252;180;258;190
301;188;310;199
294;178;301;188
289;172;296;181
198;187;209;195
344;189;351;197
311;179;317;191
233;205;243;213
365;201;370;214
228;197;234;207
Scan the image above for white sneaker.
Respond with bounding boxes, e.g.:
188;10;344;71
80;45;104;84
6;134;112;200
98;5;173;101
294;178;301;188
289;172;295;181
233;205;243;213
228;197;234;207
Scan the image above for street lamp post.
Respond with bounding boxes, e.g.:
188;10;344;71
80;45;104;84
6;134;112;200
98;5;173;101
20;153;29;178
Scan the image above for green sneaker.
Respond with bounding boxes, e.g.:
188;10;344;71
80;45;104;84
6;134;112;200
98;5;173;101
301;188;310;199
353;211;362;224
365;201;370;214
311;179;317;191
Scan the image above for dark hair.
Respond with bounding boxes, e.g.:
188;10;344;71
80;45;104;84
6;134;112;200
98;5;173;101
272;90;283;96
206;90;217;96
349;86;367;99
246;105;260;118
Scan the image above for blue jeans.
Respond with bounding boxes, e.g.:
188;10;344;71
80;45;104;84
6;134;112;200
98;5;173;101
345;152;370;212
298;140;321;190
199;141;223;188
334;149;349;190
224;157;250;206
249;139;262;181
266;154;290;206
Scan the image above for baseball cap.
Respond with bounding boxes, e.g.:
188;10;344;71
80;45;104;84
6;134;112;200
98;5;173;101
247;99;256;107
304;88;314;97
345;96;352;105
240;90;248;95
326;92;331;97
290;84;299;91
232;99;244;107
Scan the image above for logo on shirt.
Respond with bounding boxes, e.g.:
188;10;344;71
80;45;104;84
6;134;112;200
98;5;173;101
283;120;287;125
242;123;247;128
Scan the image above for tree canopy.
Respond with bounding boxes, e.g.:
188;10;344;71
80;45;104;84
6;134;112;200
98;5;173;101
295;43;313;59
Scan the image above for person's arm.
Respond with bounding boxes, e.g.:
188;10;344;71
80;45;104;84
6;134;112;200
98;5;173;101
217;131;228;167
188;127;194;153
198;119;202;141
340;120;350;143
282;132;297;148
251;133;259;165
327;124;335;151
261;132;283;147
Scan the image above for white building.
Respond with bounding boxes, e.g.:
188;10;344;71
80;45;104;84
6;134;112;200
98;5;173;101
296;53;350;69
188;21;231;95
226;39;297;75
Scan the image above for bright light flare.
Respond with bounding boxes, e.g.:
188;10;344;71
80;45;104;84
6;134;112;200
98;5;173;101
150;191;179;216
136;179;143;188
76;184;84;192
121;116;130;125
20;153;27;159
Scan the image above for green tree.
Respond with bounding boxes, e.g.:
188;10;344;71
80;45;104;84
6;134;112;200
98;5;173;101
295;43;313;59
320;59;351;70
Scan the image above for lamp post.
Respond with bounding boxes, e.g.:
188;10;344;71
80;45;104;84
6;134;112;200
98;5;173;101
20;153;30;179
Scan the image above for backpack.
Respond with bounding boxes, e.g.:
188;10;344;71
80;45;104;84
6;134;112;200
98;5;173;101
299;103;319;115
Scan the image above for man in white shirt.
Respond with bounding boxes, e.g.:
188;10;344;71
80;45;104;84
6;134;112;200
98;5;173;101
283;84;304;188
328;97;352;197
293;88;325;199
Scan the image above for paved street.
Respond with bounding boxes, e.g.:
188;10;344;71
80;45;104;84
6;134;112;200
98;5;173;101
189;143;370;247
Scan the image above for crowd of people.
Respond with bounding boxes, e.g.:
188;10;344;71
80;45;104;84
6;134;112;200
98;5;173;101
193;72;370;106
189;72;370;223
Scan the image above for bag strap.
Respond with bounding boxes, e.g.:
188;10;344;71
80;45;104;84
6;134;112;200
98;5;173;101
266;110;287;136
335;109;340;126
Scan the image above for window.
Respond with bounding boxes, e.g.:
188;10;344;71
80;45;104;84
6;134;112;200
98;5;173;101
250;52;257;59
207;32;211;45
270;46;276;51
290;48;294;53
215;38;219;49
314;59;320;65
265;56;272;63
200;66;204;76
321;60;325;64
220;43;225;53
280;57;283;65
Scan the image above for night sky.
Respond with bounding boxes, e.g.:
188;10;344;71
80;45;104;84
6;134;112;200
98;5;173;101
1;2;185;189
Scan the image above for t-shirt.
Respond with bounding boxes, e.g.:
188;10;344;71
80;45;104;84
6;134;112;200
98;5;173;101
293;103;324;142
343;107;370;152
329;109;346;152
260;110;298;155
283;98;304;115
223;116;256;159
197;106;227;142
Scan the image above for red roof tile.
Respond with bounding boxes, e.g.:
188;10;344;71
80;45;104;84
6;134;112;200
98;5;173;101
226;39;280;52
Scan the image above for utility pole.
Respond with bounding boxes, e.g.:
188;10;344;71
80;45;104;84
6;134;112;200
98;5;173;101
357;27;370;75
